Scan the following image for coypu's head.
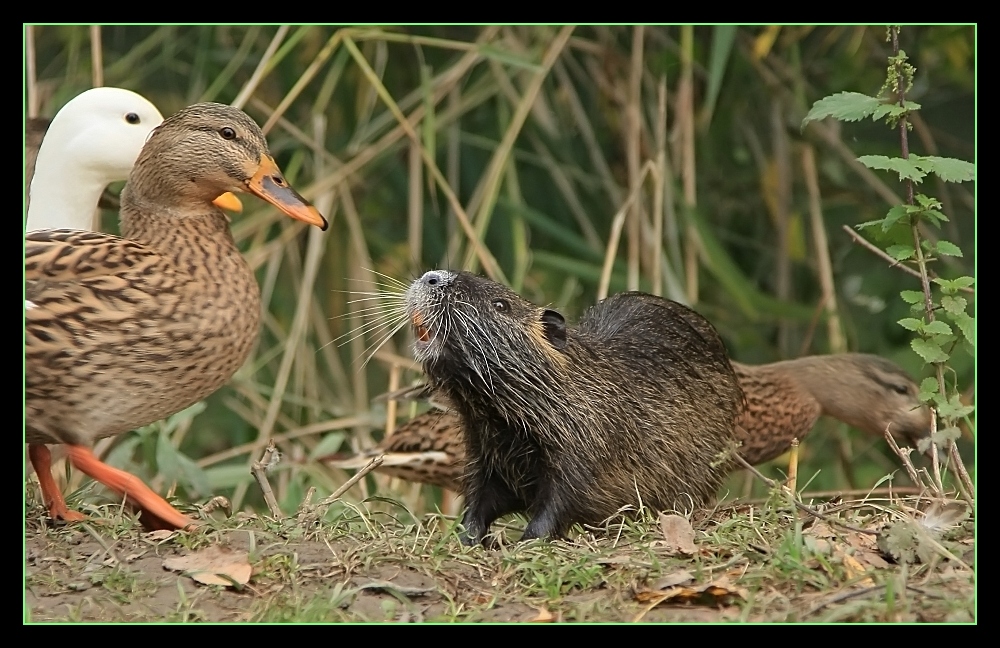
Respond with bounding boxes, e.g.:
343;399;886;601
405;270;567;392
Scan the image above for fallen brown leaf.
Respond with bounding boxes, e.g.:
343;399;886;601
528;607;557;622
635;576;746;608
659;513;697;555
652;570;695;590
163;545;251;588
144;530;178;542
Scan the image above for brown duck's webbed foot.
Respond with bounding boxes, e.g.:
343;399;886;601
66;445;198;532
28;443;87;523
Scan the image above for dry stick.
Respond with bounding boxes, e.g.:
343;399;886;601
262;29;342;135
232;25;290;109
26;26;38;118
679;25;699;304
597;160;658;300
460;25;576;274
250;440;284;519
882;427;929;492
888;28;973;506
313;455;385;513
730;452;876;536
340;36;504;284
89;25;103;88
802;145;845;353
739;486;923;505
652;76;667;297
947;440;976;508
805;584;887;618
840;226;974;295
625;25;644;293
787;439;799;494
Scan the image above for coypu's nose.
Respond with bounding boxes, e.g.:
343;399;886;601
418;270;455;289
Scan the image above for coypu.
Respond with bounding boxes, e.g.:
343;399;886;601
328;353;932;491
404;269;745;545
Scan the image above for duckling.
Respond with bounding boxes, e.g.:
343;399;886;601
327;354;931;491
26;102;327;530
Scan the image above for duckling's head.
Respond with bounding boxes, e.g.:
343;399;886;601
39;87;164;184
127;102;327;230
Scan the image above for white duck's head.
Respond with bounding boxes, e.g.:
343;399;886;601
26;87;164;232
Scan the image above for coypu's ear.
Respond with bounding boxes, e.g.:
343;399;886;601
541;309;567;350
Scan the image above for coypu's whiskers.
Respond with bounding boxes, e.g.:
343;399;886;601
356;268;413;292
357;317;411;369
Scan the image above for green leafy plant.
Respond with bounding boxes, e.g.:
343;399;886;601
803;26;975;504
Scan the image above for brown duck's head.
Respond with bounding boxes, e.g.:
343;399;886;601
131;102;327;230
799;353;933;446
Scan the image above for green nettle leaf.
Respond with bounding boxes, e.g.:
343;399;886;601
910;155;976;183
911;338;948;363
915;194;943;210
858;155;926;183
900;290;925;304
918;377;939;403
952;312;975;346
881;204;910;231
938;400;975;420
935;241;963;257
898;317;923;331
922;320;953;336
887;244;915;260
941;295;968;315
934;276;976;293
802;91;881;126
920;210;949;228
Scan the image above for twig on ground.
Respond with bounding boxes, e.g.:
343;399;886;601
732;452;876;536
883;427;930;493
250;440;284;519
947;440;976;507
199;496;232;517
302;455;386;523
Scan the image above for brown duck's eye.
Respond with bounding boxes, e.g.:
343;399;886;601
492;299;509;312
125;112;140;124
220;127;237;140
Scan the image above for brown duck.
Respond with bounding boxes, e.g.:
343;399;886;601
25;102;327;531
328;354;931;492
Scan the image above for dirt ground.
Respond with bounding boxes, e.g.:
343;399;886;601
24;490;976;624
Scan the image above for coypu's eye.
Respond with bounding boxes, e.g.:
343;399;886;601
219;127;237;140
492;299;510;312
125;112;140;124
890;383;910;395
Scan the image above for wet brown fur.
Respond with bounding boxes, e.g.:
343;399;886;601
405;270;745;545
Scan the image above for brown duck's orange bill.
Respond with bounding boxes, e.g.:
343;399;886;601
246;156;328;231
212;192;243;213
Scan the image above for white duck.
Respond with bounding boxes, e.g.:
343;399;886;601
26;87;166;232
25;87;243;232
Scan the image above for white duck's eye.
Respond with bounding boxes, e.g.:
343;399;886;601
125;112;140;124
220;127;237;140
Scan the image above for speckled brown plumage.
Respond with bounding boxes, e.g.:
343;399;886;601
25;102;327;530
329;353;930;492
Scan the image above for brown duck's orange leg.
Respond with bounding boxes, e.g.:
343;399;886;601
66;445;197;532
28;443;86;523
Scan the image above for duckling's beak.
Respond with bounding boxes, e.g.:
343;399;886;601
246;156;328;231
212;192;243;213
